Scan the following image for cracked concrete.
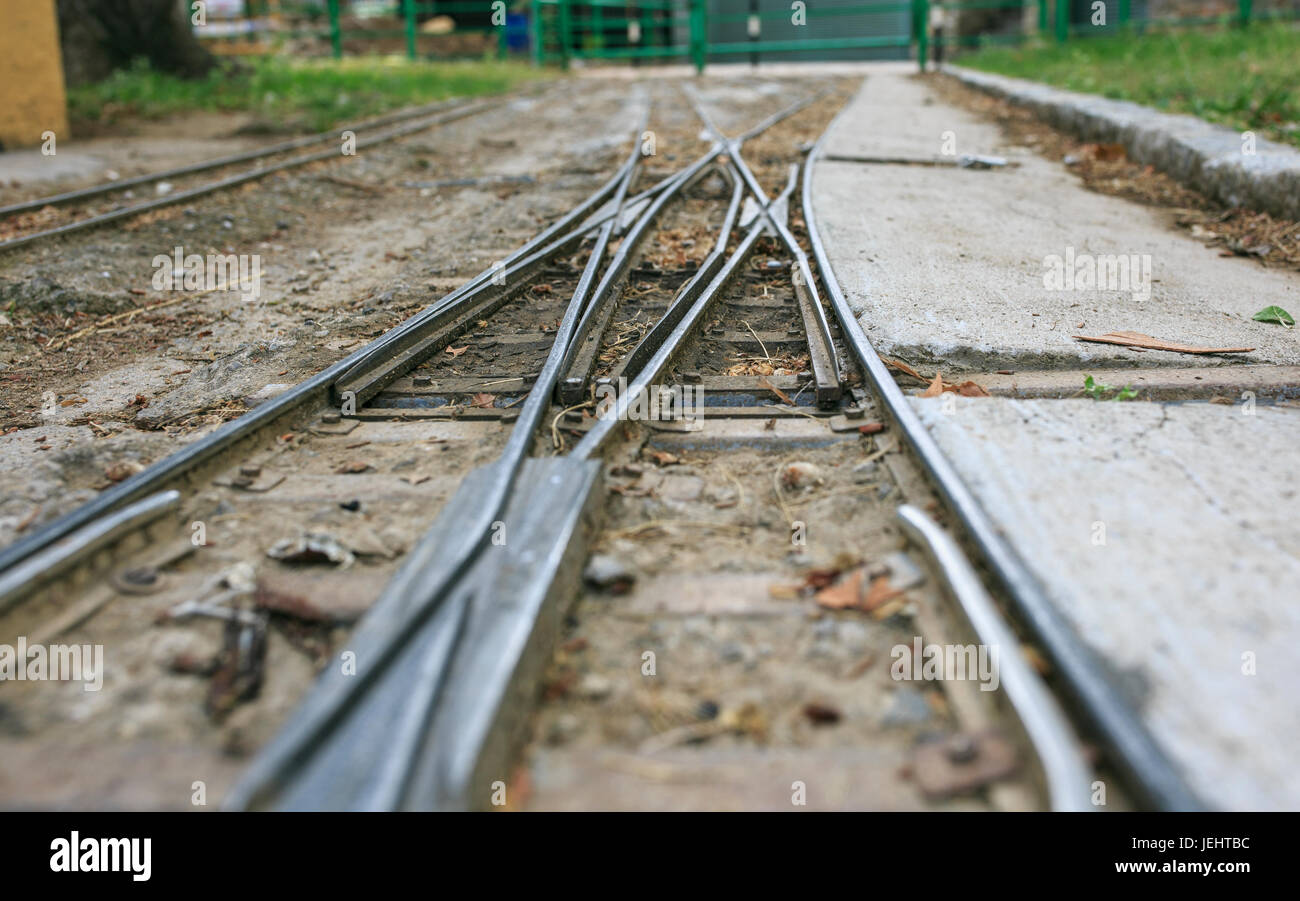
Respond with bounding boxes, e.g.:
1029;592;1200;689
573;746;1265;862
913;396;1300;810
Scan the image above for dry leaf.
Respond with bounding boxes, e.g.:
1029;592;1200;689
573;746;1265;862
883;357;925;381
815;568;867;609
1083;142;1126;162
921;373;944;398
469;392;494;409
335;461;372;474
445;345;469;357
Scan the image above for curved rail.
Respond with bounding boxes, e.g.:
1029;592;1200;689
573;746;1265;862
800;107;1204;812
898;505;1095;812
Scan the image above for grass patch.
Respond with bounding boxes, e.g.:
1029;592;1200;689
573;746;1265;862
68;56;552;133
957;23;1300;147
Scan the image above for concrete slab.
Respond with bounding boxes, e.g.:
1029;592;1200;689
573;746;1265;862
813;71;1300;371
912;396;1300;810
947;66;1300;221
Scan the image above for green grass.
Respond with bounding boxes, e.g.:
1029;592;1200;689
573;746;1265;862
958;23;1300;147
67;56;552;133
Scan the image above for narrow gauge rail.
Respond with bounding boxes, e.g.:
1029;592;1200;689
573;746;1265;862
0;79;1200;812
0;91;520;253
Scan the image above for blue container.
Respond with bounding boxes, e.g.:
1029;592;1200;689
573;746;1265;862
506;12;529;52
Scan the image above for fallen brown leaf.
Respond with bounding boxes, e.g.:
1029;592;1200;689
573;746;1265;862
335;460;372;474
954;380;991;397
445;345;469;357
921;373;944;398
815;568;867;609
882;357;926;381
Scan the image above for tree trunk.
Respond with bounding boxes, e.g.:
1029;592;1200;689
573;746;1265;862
57;0;219;87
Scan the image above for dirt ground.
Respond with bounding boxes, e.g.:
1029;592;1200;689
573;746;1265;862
0;80;642;548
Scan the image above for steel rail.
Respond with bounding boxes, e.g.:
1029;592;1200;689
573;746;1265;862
224;130;645;810
801;119;1204;811
330;89;826;393
331;142;688;401
334;90;826;406
228;97;824;809
684;86;842;405
555;152;715;404
0;95;482;219
333;147;677;406
606;163;743;386
0;99;502;254
897;504;1095;812
574;168;799;459
0;490;180;616
0;113;655;579
364;218;627;810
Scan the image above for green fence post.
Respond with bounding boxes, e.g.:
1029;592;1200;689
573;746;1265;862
497;4;508;59
915;0;930;72
403;0;417;61
558;0;572;68
690;0;706;74
327;0;341;59
531;0;543;65
1054;0;1068;41
1118;0;1130;26
1038;0;1048;32
1238;0;1252;26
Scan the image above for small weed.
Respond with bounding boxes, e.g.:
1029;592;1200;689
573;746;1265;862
1084;375;1139;401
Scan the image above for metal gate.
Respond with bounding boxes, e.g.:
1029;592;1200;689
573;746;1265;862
533;0;918;70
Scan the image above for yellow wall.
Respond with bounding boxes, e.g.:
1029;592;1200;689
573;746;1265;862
0;0;69;150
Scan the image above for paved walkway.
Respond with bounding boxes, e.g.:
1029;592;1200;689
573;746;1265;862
814;67;1300;810
814;68;1300;371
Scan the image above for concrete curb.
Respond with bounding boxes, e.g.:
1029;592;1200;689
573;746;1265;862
943;65;1300;221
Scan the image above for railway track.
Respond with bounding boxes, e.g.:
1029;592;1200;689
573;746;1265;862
0;76;1198;811
0;92;514;253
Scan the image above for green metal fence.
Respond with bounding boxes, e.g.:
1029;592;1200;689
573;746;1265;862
198;1;515;60
198;1;1300;70
535;1;916;68
919;0;1300;66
